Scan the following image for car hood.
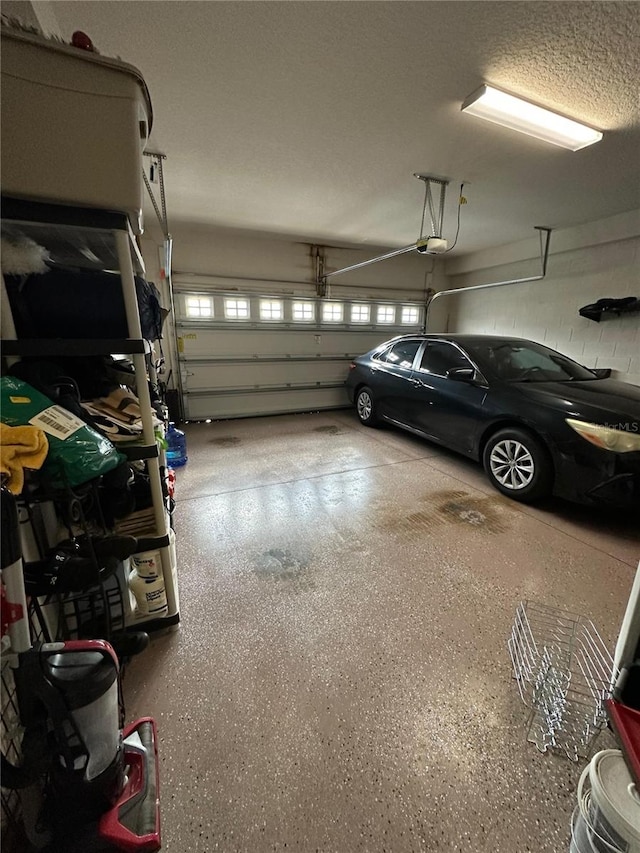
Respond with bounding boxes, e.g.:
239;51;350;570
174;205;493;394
515;378;640;421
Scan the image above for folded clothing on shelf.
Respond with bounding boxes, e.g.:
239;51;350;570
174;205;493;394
0;422;49;495
93;388;143;424
9;359;165;446
81;402;144;443
82;387;162;444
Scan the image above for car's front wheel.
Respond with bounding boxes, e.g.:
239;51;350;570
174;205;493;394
355;386;379;427
483;427;553;502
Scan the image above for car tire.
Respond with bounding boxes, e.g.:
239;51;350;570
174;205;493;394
355;386;379;427
483;427;553;502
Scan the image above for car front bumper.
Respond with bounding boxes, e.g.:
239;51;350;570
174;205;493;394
554;442;640;509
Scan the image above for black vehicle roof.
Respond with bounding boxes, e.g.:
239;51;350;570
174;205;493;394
379;333;536;346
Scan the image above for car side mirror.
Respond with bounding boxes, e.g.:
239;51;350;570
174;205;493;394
446;367;477;383
590;367;611;378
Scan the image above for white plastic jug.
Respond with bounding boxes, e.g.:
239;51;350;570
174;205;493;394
129;548;168;618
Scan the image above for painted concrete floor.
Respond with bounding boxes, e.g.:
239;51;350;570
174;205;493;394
124;410;639;853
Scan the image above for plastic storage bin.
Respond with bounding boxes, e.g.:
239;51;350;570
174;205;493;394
1;29;152;233
570;750;640;852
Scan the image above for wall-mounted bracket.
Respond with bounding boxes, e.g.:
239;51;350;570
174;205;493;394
312;245;327;296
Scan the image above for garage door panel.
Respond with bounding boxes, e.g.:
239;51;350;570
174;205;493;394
185;386;349;420
177;326;397;359
174;287;422;418
184;359;352;391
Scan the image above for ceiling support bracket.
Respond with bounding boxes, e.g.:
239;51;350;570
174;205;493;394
143;151;170;239
319;174;453;287
414;173;449;240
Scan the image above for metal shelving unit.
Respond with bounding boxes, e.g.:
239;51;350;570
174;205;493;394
1;27;169;846
1;196;180;628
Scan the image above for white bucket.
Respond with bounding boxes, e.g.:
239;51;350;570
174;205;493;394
570;750;640;853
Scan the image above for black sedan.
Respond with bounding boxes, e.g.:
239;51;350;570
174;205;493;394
346;334;640;507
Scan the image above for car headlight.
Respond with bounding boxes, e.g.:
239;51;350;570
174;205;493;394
566;418;640;453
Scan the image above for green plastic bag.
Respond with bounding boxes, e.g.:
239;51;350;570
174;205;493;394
1;376;125;489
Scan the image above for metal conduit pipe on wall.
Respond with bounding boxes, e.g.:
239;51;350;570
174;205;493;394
424;226;552;331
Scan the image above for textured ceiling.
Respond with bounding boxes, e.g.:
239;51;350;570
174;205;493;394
33;2;640;253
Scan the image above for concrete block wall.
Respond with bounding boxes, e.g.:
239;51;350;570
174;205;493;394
441;211;640;386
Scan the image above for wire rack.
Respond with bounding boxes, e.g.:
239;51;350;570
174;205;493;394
508;601;616;762
1;580;126;849
29;573;125;644
1;657;23;842
0;601;47;849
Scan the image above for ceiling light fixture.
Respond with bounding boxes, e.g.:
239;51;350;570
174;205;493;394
461;85;603;151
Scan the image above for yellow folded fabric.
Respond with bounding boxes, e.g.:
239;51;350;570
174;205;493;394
0;423;49;495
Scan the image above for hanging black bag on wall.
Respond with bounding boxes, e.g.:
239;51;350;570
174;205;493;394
578;296;640;322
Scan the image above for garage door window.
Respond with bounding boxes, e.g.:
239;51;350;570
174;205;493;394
260;299;284;321
322;302;343;322
186;296;214;318
401;306;419;324
377;305;395;324
292;301;315;322
351;304;370;323
225;298;250;319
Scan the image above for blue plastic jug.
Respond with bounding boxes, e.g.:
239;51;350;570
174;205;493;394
166;422;187;467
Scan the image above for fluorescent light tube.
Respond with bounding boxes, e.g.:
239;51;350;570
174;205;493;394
461;85;603;151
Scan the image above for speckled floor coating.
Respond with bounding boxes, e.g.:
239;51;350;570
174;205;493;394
123;411;638;853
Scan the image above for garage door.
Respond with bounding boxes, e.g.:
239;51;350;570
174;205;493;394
173;281;424;419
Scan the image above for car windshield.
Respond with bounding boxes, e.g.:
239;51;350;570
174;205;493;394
466;341;597;383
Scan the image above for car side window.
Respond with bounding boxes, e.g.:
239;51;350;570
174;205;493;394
419;342;473;376
377;340;421;369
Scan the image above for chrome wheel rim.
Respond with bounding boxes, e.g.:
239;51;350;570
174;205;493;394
489;440;535;490
357;391;372;421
